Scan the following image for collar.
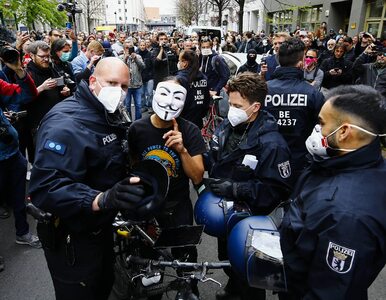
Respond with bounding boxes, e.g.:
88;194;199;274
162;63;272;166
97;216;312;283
271;67;304;80
311;138;383;172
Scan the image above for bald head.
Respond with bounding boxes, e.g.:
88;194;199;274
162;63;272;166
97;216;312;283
90;57;130;95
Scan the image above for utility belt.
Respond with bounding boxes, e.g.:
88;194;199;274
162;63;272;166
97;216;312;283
26;202;106;251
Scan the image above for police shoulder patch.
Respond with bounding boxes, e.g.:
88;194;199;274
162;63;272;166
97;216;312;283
277;160;291;178
326;241;355;274
43;139;67;155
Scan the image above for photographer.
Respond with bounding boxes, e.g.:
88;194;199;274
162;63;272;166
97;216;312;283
353;44;386;97
0;36;40;249
71;40;104;84
151;32;170;87
25;41;70;143
50;38;77;95
320;43;353;90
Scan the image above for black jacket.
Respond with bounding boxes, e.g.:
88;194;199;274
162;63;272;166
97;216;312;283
237;62;259;74
280;139;386;299
320;56;353;89
26;61;66;129
137;49;154;82
177;68;210;129
353;53;386;98
209;111;292;215
265;67;325;178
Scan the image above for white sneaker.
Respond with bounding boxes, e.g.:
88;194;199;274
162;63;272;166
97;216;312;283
16;232;42;248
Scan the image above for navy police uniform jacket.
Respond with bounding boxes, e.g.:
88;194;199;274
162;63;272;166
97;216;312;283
209;111;293;215
29;81;127;233
280;139;386;299
265;67;325;177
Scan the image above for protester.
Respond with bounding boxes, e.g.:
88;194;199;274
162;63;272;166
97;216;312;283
303;49;324;90
320;43;353;90
137;40;154;112
237;49;259;74
128;77;206;298
0;30;40;249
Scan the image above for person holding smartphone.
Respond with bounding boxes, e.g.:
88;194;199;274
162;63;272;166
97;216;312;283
320;43;353;90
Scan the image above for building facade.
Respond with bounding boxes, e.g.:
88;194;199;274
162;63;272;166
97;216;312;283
262;0;386;39
104;0;146;32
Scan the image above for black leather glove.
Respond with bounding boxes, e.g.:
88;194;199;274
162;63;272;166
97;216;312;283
98;177;145;211
209;179;235;198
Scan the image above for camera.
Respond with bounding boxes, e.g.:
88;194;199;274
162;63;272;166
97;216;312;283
0;41;20;64
162;43;170;49
57;1;82;14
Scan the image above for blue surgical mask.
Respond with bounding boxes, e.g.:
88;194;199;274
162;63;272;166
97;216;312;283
60;52;71;62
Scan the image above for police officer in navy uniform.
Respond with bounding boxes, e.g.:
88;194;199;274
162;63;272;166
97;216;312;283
265;38;325;181
280;85;386;299
207;72;293;300
29;57;147;300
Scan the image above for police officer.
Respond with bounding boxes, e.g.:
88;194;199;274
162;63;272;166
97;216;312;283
265;38;325;180
280;85;386;299
207;72;293;300
29;57;147;300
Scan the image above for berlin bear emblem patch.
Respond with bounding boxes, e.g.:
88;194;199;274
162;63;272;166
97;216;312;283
326;242;355;274
277;161;291;178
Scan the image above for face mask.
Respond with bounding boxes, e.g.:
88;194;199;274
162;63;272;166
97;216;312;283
227;104;255;127
306;124;385;158
201;48;212;56
247;55;256;65
60;52;71;62
152;81;187;121
262;39;268;46
95;79;126;113
304;57;317;67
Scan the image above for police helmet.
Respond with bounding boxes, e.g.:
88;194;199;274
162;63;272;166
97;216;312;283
194;189;251;238
122;159;169;220
227;215;287;292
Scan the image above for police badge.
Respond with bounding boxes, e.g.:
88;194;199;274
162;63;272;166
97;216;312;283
326;242;355;274
277;161;291;178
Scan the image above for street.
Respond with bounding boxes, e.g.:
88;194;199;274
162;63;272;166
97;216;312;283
1;184;386;299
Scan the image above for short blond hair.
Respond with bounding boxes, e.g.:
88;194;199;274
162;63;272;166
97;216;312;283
273;32;290;40
87;40;104;53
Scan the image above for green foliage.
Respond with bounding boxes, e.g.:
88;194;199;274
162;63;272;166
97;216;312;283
1;0;67;29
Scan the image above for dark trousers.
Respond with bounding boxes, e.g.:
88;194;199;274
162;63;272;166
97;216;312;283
218;238;266;300
0;151;29;236
43;227;114;300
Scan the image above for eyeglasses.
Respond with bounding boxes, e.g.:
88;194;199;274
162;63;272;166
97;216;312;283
327;44;335;46
305;56;316;59
36;54;50;60
377;52;386;56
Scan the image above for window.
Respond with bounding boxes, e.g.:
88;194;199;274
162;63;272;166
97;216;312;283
299;6;322;32
268;10;293;33
365;1;386;38
118;9;121;12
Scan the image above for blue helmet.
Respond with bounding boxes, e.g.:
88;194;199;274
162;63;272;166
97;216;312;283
227;215;287;292
194;190;251;238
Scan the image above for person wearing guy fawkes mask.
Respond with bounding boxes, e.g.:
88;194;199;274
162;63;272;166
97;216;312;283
199;37;230;97
280;85;386;300
207;72;292;300
237;49;259;74
29;57;147;300
128;77;206;299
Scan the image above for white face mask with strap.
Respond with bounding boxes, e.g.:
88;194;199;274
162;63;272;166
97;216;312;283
95;79;126;113
306;124;386;158
227;104;256;127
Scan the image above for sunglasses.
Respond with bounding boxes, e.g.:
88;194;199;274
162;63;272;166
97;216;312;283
305;56;316;59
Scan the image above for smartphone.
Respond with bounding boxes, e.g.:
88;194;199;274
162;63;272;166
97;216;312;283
128;47;135;54
65;22;72;30
19;26;28;34
299;30;307;36
55;76;65;86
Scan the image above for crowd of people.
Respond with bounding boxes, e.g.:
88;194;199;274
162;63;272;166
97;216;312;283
0;22;385;300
